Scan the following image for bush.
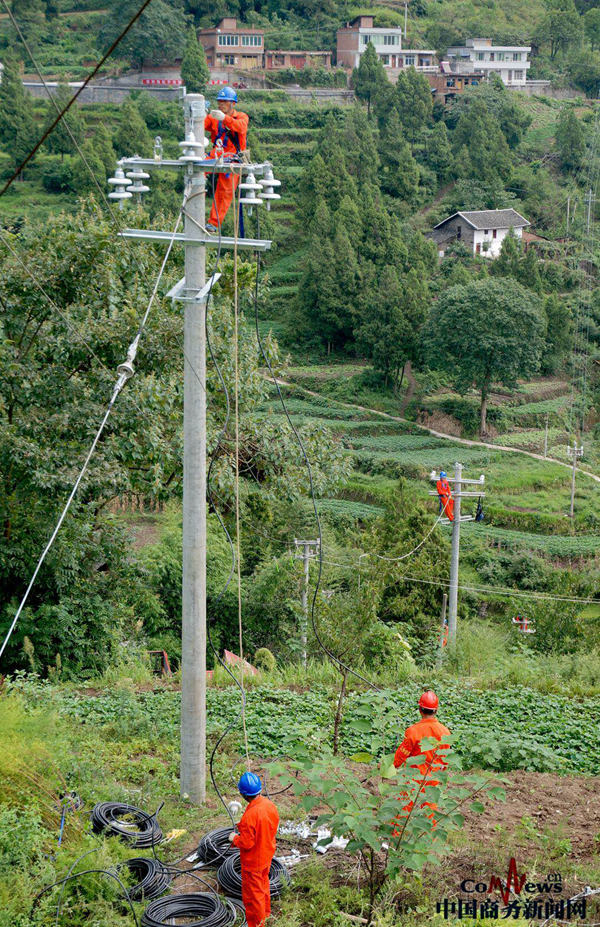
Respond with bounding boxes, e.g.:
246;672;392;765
254;647;276;672
41;157;75;193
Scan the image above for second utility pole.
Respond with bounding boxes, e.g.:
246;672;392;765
295;538;319;666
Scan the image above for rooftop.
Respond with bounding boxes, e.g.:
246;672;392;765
434;209;530;230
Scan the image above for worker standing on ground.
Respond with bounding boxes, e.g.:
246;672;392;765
204;87;249;230
394;691;451;817
228;772;279;927
436;471;454;522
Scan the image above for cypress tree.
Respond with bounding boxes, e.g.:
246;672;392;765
114;100;152;157
0;56;37;172
181;26;209;94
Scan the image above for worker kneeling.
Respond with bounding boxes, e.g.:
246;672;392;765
436;471;454;522
229;772;279;927
205;86;249;230
393;690;451;824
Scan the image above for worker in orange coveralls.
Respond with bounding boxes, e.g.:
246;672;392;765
393;691;451;819
204;86;249;230
436;470;454;522
228;772;279;927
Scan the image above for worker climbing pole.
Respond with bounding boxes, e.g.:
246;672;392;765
436;470;454;522
205;86;250;232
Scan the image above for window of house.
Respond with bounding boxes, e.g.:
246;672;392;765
492;229;497;239
223;54;235;65
405;55;415;65
218;34;238;46
484;229;489;235
457;225;462;239
241;34;262;46
383;34;398;45
513;52;521;60
496;51;505;61
489;52;495;60
477;51;485;60
380;54;390;65
361;34;369;45
514;70;524;79
476;243;481;254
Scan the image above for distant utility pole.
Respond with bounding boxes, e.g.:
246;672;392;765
107;93;273;803
544;411;549;459
295;539;320;667
429;465;486;644
404;1;408;38
567;441;584;519
585;189;596;235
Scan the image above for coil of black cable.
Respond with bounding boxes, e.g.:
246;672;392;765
217;853;290;900
119;857;171;901
90;802;163;847
141;893;237;927
196;827;237;866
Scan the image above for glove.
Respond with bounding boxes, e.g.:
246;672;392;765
211;109;225;121
228;830;236;843
204;100;211;113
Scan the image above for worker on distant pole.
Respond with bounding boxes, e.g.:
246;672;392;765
394;691;451;818
436;471;454;521
205;86;249;230
228;772;279;927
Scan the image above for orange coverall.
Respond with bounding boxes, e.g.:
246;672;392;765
436;478;454;521
204;109;249;229
232;795;279;927
393;716;451;816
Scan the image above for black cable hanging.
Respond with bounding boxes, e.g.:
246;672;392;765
252;211;380;693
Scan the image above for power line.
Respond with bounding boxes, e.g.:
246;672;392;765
0;0;156;197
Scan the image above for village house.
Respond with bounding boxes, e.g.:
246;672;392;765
198;18;264;71
444;38;531;87
336;15;436;77
264;50;332;70
431;209;530;258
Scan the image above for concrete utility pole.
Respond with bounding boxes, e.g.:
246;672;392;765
436;592;448;668
429;465;486;645
108;92;273;803
294;539;320;667
567;441;584;519
585;188;596;235
544;411;549;459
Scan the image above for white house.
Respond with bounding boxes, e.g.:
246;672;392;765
336;15;436;74
432;209;530;258
445;38;531;87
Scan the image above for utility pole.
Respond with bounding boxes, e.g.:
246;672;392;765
404;0;408;38
108;93;274;803
436;593;448;668
543;411;549;459
429;466;486;644
566;196;570;237
295;539;320;667
567;441;584;519
585;188;595;235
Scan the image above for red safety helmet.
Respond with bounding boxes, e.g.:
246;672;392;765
418;690;439;711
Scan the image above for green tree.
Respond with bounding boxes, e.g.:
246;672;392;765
359;266;428;390
427;278;545;435
44;80;86;160
453;99;512;185
351;42;387;116
393;66;432;141
555;108;585;171
94;122;117;178
379;108;419;201
71;140;108;192
490;229;522;279
566;49;600;95
448;76;531;149
181;26;209;93
537;6;583;58
584;7;600;47
98;0;187;67
0;56;37;173
426;121;453;183
542;294;572;373
114;99;152;157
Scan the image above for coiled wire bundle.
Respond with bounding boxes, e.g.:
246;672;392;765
90;802;163;848
141;893;238;927
120;857;171;901
196;827;237;866
217;854;290;901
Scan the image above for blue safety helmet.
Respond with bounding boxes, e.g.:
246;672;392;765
238;772;262;797
440;471;447;479
217;86;238;103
